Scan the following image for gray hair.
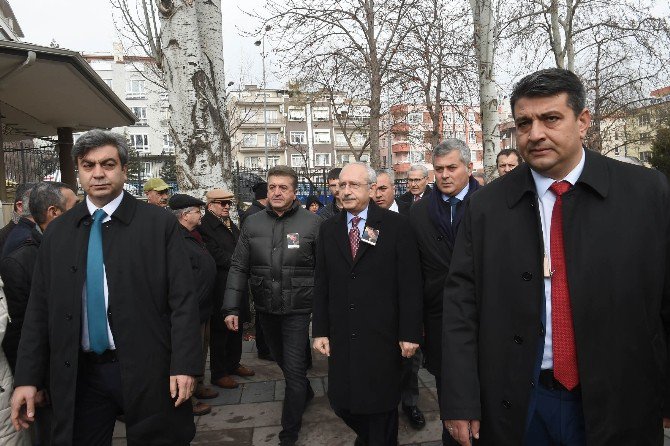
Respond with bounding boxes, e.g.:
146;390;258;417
408;164;428;178
342;162;377;184
433;139;471;165
171;206;197;220
375;168;395;183
28;182;67;225
19;184;35;218
72;129;129;166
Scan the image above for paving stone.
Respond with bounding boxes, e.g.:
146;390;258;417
241;381;276;403
417;368;436;387
399;410;445;445
252;425;282;446
275;380;285;401
192;427;253;445
293;418;357;445
308;376;325;397
302;395;342;424
197;401;283;430
243;339;255;353
206;386;242;406
418;442;444;446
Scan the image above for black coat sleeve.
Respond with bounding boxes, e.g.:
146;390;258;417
312;222;329;338
396;217;423;344
441;199;481;421
0;254;32;373
222;225;251;316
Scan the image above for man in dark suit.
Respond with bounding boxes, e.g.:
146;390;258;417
442;68;670;446
408;139;480;445
374;169;424;430
0;183;35;256
313;162;423;445
10;129;202;445
398;164;431;204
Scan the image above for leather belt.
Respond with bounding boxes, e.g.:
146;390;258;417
82;349;118;364
539;369;579;392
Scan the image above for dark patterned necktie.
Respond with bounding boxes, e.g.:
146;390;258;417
549;180;579;390
349;216;361;258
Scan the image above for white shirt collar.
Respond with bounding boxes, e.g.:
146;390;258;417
347;205;369;226
86;191;124;221
531;149;586;196
389;200;399;213
442;182;470;202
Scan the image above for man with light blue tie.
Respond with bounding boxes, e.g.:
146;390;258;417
10;129;202;446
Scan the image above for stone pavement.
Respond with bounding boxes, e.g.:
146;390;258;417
112;338;444;445
112;338;670;445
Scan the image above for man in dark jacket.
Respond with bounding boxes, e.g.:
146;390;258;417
398;164;432;204
169;193;218;416
442;69;670;446
313;163;423;446
224;165;321;446
239;181;273;361
0;183;35;255
200;188;255;390
408;140;480;445
2;184;37;258
317;167;342;220
10;129;202;445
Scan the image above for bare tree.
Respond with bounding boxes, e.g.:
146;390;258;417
251;0;419;168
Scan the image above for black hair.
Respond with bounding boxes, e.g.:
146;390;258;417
72;129;129;166
510;68;586;118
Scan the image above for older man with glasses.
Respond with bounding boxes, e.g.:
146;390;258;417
399;164;432;204
199;189;255;390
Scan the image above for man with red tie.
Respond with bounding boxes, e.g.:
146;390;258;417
441;68;670;445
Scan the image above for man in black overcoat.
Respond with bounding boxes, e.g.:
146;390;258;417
313;162;423;446
398;164;431;204
442;69;670;446
408;139;480;445
10;129;202;446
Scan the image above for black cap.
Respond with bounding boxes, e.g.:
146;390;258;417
252;181;268;200
168;194;205;210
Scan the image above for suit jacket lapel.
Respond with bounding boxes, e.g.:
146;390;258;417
334;209;353;268
353;201;381;267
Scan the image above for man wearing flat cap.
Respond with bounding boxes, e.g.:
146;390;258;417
143;177;171;208
199;189;254;390
169;194;219;416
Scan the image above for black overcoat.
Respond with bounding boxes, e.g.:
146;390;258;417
14;192;202;446
408;178;479;376
442;150;670;445
313;201;423;414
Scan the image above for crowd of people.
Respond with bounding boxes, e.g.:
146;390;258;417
0;67;668;446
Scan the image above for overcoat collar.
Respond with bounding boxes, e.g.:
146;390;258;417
73;191;137;226
505;148;609;209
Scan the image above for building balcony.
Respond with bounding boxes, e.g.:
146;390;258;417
391;122;409;133
394;162;411;173
392;142;409;153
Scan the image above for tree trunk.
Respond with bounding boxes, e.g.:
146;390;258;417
158;0;232;199
366;0;382;169
470;0;499;179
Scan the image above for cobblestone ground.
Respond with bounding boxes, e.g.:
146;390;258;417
112;338;670;445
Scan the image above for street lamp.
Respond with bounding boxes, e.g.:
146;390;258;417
254;25;272;170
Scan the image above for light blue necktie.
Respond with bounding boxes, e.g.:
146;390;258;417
86;209;109;354
449;196;461;223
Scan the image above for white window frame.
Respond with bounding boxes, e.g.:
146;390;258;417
407;112;423;125
360;154;370;163
142;162;152;178
288;106;306;121
103;78;113;89
314;153;332;167
312;106;330;121
244;156;262;168
126;79;146;99
291;154;306;167
163;134;174;153
335;133;348;147
267;133;280;147
242;133;258;147
267;156;280;167
289;131;306;145
132;107;148;126
313;129;331;144
339;153;351;164
129;134;149;153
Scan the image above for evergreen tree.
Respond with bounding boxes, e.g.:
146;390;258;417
650;127;670;180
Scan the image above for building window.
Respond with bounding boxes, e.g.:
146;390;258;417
244;156;262;168
103;79;113;89
313;129;331;144
142;162;152;178
242;133;258;147
289;131;306;145
639;151;651;162
126;79;146;99
288;106;306;121
265;110;279;123
314;153;331;167
335;133;348;146
163;134;174;153
132;107;148;126
129;134;149;152
268;156;280;167
407;113;423;125
638;114;650;126
267;133;279;147
468;130;476;142
291;154;306;167
339;154;351;164
640;132;652;141
360;154;370;163
312;106;330;121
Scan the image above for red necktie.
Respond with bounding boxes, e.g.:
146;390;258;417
549;180;579;390
349;216;361;258
413;194;420;202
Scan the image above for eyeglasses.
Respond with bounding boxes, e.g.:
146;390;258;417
338;182;369;191
407;177;426;184
186;208;203;215
211;200;232;207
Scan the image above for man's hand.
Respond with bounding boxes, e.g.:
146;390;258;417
224;315;238;332
170;375;195;407
313;337;330;356
11;386;37;431
399;341;419;358
444;419;480;445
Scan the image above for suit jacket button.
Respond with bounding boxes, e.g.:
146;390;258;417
437;236;443;241
64;361;71;368
350;273;356;279
513;335;523;344
531;380;535;388
521;272;532;281
540;327;546;336
70;266;77;273
65;314;72;321
349;304;355;310
501;400;511;409
351;333;357;340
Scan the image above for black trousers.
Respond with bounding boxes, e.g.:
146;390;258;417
255;311;271;356
332;406;399;446
210;309;243;380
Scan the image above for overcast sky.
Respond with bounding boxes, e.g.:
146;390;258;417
10;0;278;88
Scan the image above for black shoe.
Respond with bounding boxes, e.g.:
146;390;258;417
258;352;275;361
402;404;426;430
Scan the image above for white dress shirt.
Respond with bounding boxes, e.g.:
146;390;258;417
346;206;369;235
81;192;123;351
531;150;585;369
